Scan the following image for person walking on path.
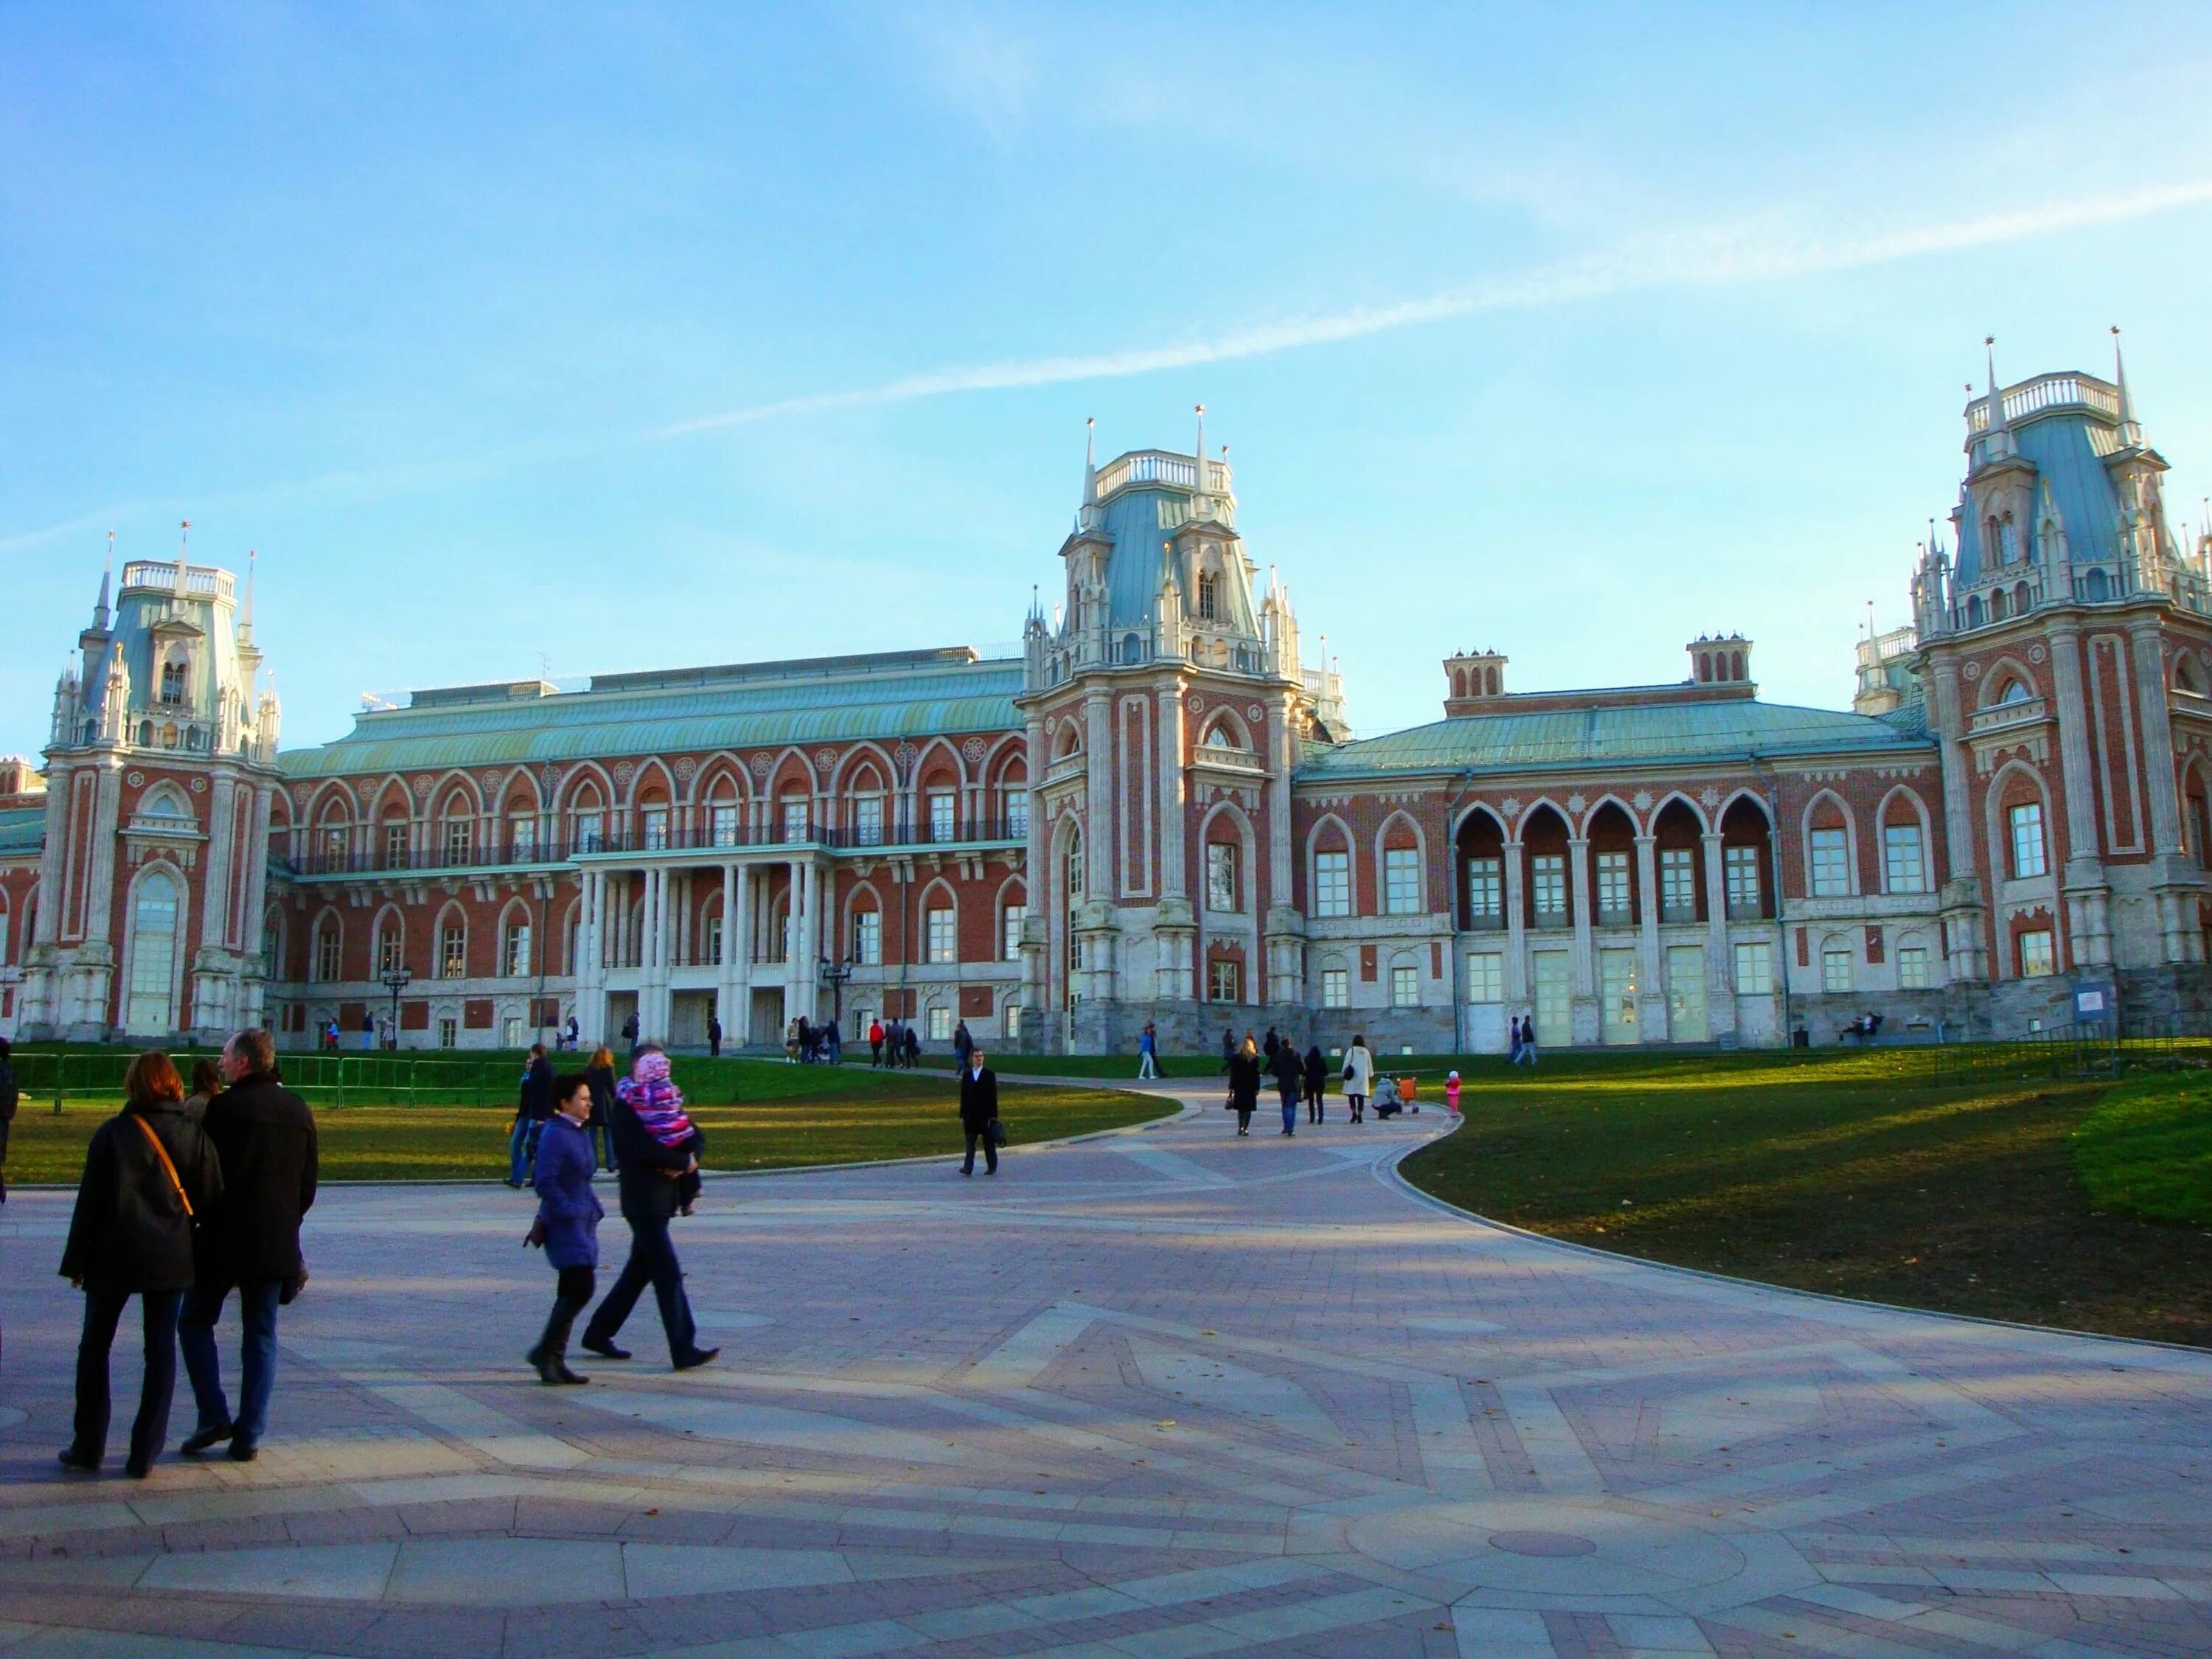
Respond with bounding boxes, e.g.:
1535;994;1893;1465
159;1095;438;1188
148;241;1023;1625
580;1043;717;1371
622;1010;641;1054
957;1046;1001;1176
182;1059;223;1124
582;1046;619;1172
706;1012;723;1058
1343;1034;1374;1124
0;1037;16;1203
1220;1026;1235;1071
178;1028;317;1464
1136;1022;1158;1079
508;1044;554;1187
952;1019;973;1071
58;1051;224;1478
903;1023;921;1067
1269;1037;1303;1135
1446;1071;1463;1115
524;1074;602;1385
1302;1043;1327;1125
1507;1016;1523;1064
1515;1014;1540;1065
1226;1037;1262;1136
869;1018;885;1066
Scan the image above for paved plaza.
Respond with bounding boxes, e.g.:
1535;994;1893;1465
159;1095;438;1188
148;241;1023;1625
1;1088;2208;1658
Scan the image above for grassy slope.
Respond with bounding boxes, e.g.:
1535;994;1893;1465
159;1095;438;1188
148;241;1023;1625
1399;1050;2212;1348
2072;1070;2212;1226
3;1060;1169;1185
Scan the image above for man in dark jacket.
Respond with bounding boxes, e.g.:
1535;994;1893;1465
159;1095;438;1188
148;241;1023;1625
508;1044;554;1186
0;1036;16;1202
706;1012;722;1058
179;1028;319;1462
958;1046;1000;1176
621;1010;641;1053
1269;1037;1304;1136
580;1050;717;1370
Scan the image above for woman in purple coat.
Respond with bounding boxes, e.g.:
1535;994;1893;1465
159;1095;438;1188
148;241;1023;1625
524;1074;603;1385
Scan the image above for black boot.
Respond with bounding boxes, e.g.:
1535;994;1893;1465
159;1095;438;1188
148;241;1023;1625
529;1293;588;1385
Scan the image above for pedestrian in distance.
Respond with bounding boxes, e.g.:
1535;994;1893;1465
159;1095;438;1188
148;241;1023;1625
869;1018;885;1066
958;1045;1001;1175
1517;1014;1540;1065
826;1017;842;1064
1270;1035;1303;1135
179;1027;317;1464
1343;1033;1374;1124
706;1012;723;1058
524;1074;602;1385
1226;1037;1262;1136
1302;1042;1326;1125
952;1019;973;1070
182;1058;223;1124
1262;1027;1280;1066
904;1023;921;1068
1220;1026;1234;1071
582;1046;619;1172
1446;1070;1463;1115
1136;1021;1158;1079
508;1043;554;1187
360;1010;375;1051
58;1051;224;1478
0;1036;17;1203
581;1043;717;1371
622;1009;641;1054
562;1013;580;1053
1507;1015;1523;1063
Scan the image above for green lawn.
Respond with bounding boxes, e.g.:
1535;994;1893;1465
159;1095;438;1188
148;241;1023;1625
1399;1048;2212;1348
2;1058;1170;1185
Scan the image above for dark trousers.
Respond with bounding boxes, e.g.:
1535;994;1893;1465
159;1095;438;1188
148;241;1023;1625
709;1034;721;1057
1347;1093;1366;1122
73;1286;184;1469
961;1126;998;1174
1234;1106;1253;1132
1279;1088;1298;1133
1305;1083;1324;1124
532;1265;597;1360
180;1278;282;1447
583;1214;698;1360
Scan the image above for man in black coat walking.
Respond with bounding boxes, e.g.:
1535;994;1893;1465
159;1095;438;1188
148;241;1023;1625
580;1046;718;1370
508;1044;554;1186
958;1047;1000;1176
179;1028;318;1462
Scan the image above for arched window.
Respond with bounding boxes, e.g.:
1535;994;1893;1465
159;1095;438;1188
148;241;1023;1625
501;907;532;978
311;913;343;983
1730;650;1746;681
125;872;180;1035
1453;669;1467;698
1484;666;1500;695
2084;568;2111;601
2014;581;2031;616
1197;571;1220;622
1989;587;2008;622
159;658;187;706
375;914;405;977
1967;594;1986;628
1995;678;2031;706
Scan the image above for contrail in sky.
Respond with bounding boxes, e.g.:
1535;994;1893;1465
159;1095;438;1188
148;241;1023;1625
653;177;2212;436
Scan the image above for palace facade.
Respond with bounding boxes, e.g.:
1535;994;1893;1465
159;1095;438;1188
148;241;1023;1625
6;347;2212;1052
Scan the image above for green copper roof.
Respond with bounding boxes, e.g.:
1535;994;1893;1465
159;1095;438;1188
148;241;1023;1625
1297;695;1935;784
0;804;43;859
278;650;1025;779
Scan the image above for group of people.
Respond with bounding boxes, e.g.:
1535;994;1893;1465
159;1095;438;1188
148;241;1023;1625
509;1043;623;1181
55;1027;316;1477
1206;1029;1470;1133
865;1018;923;1067
785;1015;843;1064
1507;1015;1541;1064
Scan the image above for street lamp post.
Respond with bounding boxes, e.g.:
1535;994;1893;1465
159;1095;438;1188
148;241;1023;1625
818;955;854;1053
378;967;413;1051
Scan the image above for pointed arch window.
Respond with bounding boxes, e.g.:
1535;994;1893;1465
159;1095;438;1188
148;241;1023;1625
1197;572;1220;622
159;659;188;706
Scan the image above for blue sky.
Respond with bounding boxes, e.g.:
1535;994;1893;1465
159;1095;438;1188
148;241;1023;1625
7;3;2212;759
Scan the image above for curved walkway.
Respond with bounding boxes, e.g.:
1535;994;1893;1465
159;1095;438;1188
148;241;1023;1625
1;1085;2208;1658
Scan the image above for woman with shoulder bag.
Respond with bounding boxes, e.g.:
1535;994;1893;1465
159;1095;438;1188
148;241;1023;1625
1226;1037;1262;1137
58;1051;224;1477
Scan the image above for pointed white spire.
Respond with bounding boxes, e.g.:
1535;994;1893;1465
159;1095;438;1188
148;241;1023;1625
2112;325;2142;444
94;529;113;630
1192;403;1209;514
1980;338;2016;462
175;518;192;597
238;548;257;646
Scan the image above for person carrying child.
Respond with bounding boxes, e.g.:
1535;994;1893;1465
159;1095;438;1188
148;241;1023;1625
616;1047;703;1215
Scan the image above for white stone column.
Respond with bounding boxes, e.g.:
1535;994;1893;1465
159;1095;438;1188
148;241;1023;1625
1503;839;1528;1002
1634;833;1665;1039
2131;622;2187;858
1157;688;1187;899
1084;691;1112;899
200;776;237;950
1702;832;1737;1034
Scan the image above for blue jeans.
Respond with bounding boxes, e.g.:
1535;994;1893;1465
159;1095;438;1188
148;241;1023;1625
1280;1090;1298;1133
509;1116;543;1184
180;1278;282;1447
73;1286;184;1468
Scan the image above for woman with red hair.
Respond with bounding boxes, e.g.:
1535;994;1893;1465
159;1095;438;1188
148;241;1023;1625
58;1051;224;1478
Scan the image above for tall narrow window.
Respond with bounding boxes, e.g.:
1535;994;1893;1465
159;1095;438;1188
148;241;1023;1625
928;792;956;843
376;925;403;976
782;799;809;843
641;805;669;850
1464;857;1503;925
1208;959;1242;1002
1382;846;1422;915
159;659;187;705
1882;821;1926;893
854;796;884;846
574;810;603;854
313;923;341;983
502;918;531;978
1464;952;1503;1003
1821;945;1854;992
1197;572;1220;622
1002;904;1026;961
1595;851;1632;922
1006;791;1029;838
1724;844;1762;916
1320;967;1349;1008
1314;850;1351;917
1531;855;1568;923
710;803;740;847
383;821;410;869
1733;939;1773;994
444;818;473;866
509;815;537;860
1809;827;1851;896
854;911;882;965
1391;964;1419;1007
1658;848;1696;919
925;905;956;964
1897;944;1930;988
2008;801;2047;878
1206;843;1239;912
926;1005;953;1041
439;922;467;980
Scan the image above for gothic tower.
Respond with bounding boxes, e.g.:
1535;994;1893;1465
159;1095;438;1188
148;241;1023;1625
1015;412;1337;1052
18;537;284;1043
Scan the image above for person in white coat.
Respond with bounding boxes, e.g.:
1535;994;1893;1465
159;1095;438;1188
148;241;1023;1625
1342;1034;1374;1124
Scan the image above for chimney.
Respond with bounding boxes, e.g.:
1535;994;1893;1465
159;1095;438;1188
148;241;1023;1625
1444;650;1508;716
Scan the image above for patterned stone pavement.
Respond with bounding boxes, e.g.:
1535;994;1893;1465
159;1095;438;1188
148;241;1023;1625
1;1085;2208;1658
